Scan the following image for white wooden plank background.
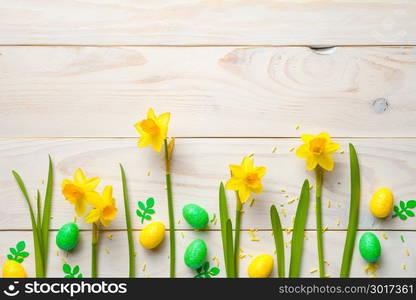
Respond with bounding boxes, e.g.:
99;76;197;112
0;0;415;45
1;46;415;138
0;0;415;278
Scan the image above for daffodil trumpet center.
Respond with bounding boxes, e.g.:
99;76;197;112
245;172;260;187
63;184;85;201
309;137;327;155
102;205;117;220
140;119;160;136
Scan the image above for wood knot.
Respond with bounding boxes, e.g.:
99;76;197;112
372;98;389;113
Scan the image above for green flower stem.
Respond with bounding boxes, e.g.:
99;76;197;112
164;139;175;278
120;164;135;278
315;167;325;278
234;195;242;277
91;222;99;278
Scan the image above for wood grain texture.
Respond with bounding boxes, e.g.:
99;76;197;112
1;138;415;230
1;46;416;137
0;0;415;46
1;230;413;278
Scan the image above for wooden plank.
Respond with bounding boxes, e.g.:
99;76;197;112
0;230;413;278
0;1;415;46
1;46;416;137
1;138;415;230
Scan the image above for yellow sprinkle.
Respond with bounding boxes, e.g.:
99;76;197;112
364;262;380;277
73;217;77;223
271;146;277;153
213;218;217;225
288;197;295;204
304;233;309;239
289;147;295;152
405;249;410;256
284;227;293;235
249;198;255;207
142;264;147;272
251;238;260;242
104;247;110;254
291;215;295;224
281;207;287;217
284;194;289;198
61;258;67;264
336;219;340;226
402;264;407;270
107;234;113;240
279;188;286;193
56;250;59;256
248;254;253;258
248;153;254;158
322;226;328;233
382;233;388;240
147;171;151;176
274;249;277;254
239;247;244;253
240;209;245;213
133;251;137;257
310;268;318;274
177;218;181;224
180;232;184;239
212;256;220;267
324;275;331;278
324;260;330;265
340;150;345;154
309;184;313;190
194;229;200;232
327;200;331;208
295;124;300;130
50;216;54;219
239;254;246;259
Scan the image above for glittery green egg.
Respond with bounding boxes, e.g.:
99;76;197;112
184;239;207;269
359;232;381;262
182;204;209;229
56;222;79;251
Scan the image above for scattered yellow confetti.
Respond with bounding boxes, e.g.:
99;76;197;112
304;233;309;239
289;147;295;152
382;233;388;240
291;215;295;224
249;198;255;207
56;250;59;256
405;249;410;256
324;261;330;265
288;197;296;204
61;258;67;264
73;217;77;223
337;202;342;208
281;207;287;217
240;209;245;213
180;232;185;239
327;200;331;208
248;254;253;258
295;125;300;130
309;184;313;190
239;254;246;259
194;229;200;232
104;247;110;254
336;219;340;226
50;216;54;219
402;264;407;270
248;153;254;158
340;150;345;154
212;256;220;267
239;248;244;253
279;188;286;193
322;226;328;233
284;227;293;235
310;268;318;274
213;218;217;225
272;146;278;153
284;194;289;198
142;264;147;272
274;249;277;254
364;262;380;277
249;229;260;242
177;218;181;224
107;234;113;240
147;171;151;176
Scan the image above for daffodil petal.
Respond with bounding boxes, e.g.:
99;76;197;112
74;199;87;217
225;177;241;191
242;156;254;171
102;186;113;204
296;144;310;158
61;179;73;189
250;182;263;194
100;217;111;227
229;165;244;178
317;132;331;141
253;166;266;178
84;177;100;191
138;135;152;148
238;185;251;203
326;142;340;154
306;156;318;171
85;208;100;224
74;169;86;185
157;112;170;127
301;134;315;143
147;108;156;120
151;136;163;152
317;154;334;171
134;122;146;135
85;191;102;209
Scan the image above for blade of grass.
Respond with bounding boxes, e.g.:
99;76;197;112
120;164;135;278
289;179;310;278
226;219;235;278
315;167;325;277
270;205;285;277
233;192;242;277
35;189;44;260
340;143;361;277
12;170;44;277
219;183;230;277
41;155;53;275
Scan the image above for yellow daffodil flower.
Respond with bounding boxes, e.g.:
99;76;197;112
85;186;118;227
225;156;266;203
296;132;340;171
62;169;101;217
134;108;170;152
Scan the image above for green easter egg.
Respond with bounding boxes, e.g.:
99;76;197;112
184;239;207;269
359;232;381;262
182;204;209;229
56;222;79;251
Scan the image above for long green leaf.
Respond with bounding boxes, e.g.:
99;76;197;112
219;183;230;277
35;190;44;261
340;143;361;277
12;171;44;277
289;179;310;278
270;205;285;277
41;155;53;275
226;219;235;278
120;164;135;278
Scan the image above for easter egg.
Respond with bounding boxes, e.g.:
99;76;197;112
247;254;274;278
359;232;381;262
2;260;27;278
182;204;209;229
139;221;166;250
56;222;79;251
370;188;393;218
184;239;207;269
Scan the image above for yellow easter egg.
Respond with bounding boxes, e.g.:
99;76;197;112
370;187;393;218
2;260;27;278
139;221;166;250
247;254;273;278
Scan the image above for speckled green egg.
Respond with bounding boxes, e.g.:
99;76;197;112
184;239;207;269
359;232;381;262
182;204;209;229
56;222;79;251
